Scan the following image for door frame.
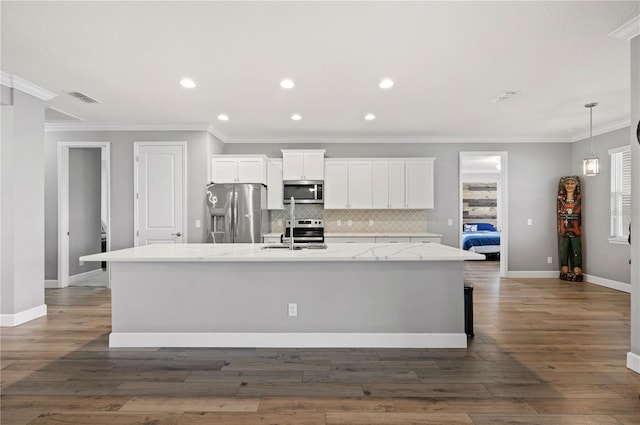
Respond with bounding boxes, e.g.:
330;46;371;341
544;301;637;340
57;141;111;288
133;141;188;246
459;151;509;278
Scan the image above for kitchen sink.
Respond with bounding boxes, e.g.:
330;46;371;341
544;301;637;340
262;243;327;250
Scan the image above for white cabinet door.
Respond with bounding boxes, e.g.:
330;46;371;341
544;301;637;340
282;152;304;180
372;161;390;208
411;236;441;244
302;152;325;180
325;237;376;243
324;160;349;209
211;156;266;184
348;160;372;209
375;237;411;243
263;236;282;244
237;157;266;184
211;157;238;183
405;159;434;209
267;159;284;210
388;160;405;208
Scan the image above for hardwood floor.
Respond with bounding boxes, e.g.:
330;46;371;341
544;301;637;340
2;260;639;424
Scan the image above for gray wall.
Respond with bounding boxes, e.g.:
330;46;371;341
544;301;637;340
1;88;46;314
44;130;225;280
68;148;102;276
224;141;572;273
629;33;639;367
571;127;632;285
43;130;631;285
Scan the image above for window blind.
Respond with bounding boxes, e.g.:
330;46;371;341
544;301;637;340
610;146;631;239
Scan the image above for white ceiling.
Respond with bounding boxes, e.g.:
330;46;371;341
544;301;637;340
2;1;638;143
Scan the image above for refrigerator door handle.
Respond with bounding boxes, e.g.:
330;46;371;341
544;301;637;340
233;190;239;241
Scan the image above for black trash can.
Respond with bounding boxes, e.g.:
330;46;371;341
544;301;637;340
464;283;474;337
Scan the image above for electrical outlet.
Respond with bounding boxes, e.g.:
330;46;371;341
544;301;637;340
348;220;353;226
447;218;453;226
288;303;297;317
547;257;553;264
195;219;201;228
277;219;283;226
337;220;342;226
369;219;374;226
527;219;533;226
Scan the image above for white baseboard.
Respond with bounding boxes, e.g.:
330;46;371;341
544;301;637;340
627;351;640;374
69;268;103;285
45;279;58;289
109;332;468;349
584;274;630;293
0;304;47;327
506;271;558;278
505;271;630;293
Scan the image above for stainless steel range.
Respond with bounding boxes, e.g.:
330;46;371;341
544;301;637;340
283;219;324;244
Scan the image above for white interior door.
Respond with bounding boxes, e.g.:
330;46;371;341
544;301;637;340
135;142;187;245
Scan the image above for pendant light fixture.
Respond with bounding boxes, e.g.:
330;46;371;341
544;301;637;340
583;102;599;176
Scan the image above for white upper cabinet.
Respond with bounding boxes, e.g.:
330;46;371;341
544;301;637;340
211;155;267;184
281;149;325;180
324;159;372;209
347;160;372;209
372;160;405;209
324;160;349;209
405;158;434;209
267;159;284;210
326;157;434;210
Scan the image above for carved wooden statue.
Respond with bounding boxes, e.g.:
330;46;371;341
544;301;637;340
557;176;583;281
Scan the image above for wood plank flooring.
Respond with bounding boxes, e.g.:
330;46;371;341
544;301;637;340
2;260;639;424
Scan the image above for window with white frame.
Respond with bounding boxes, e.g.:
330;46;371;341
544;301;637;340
609;145;631;243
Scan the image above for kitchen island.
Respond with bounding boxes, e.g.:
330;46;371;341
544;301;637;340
80;243;484;348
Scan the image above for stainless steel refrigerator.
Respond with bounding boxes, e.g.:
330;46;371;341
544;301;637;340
206;183;268;243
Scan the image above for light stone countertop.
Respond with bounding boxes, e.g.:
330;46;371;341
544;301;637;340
80;242;483;263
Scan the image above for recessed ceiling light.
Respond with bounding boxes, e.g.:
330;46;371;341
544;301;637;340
291;114;302;121
379;79;394;89
364;113;376;121
280;79;295;89
217;114;229;121
180;78;196;89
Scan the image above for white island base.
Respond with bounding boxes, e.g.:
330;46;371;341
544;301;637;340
81;243;483;349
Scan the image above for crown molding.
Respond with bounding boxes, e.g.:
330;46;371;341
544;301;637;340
1;72;57;101
570;118;630;142
219;136;570;144
207;124;229;142
610;15;640;41
45;122;210;132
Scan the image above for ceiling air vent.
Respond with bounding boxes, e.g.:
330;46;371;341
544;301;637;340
68;91;99;103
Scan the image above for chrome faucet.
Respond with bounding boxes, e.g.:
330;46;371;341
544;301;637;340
289;196;295;250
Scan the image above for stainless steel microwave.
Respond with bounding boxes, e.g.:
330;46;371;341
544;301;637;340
283;180;323;204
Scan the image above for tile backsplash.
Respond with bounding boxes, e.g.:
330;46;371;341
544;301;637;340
270;206;428;234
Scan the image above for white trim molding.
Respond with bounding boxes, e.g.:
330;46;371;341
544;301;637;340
0;72;56;101
506;271;630;293
610;15;640;41
46;122;209;132
69;268;104;286
109;332;468;348
627;351;640;374
45;280;59;289
0;304;47;327
506;271;559;278
584;274;631;293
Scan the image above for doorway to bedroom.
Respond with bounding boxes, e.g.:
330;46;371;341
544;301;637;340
459;152;508;278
